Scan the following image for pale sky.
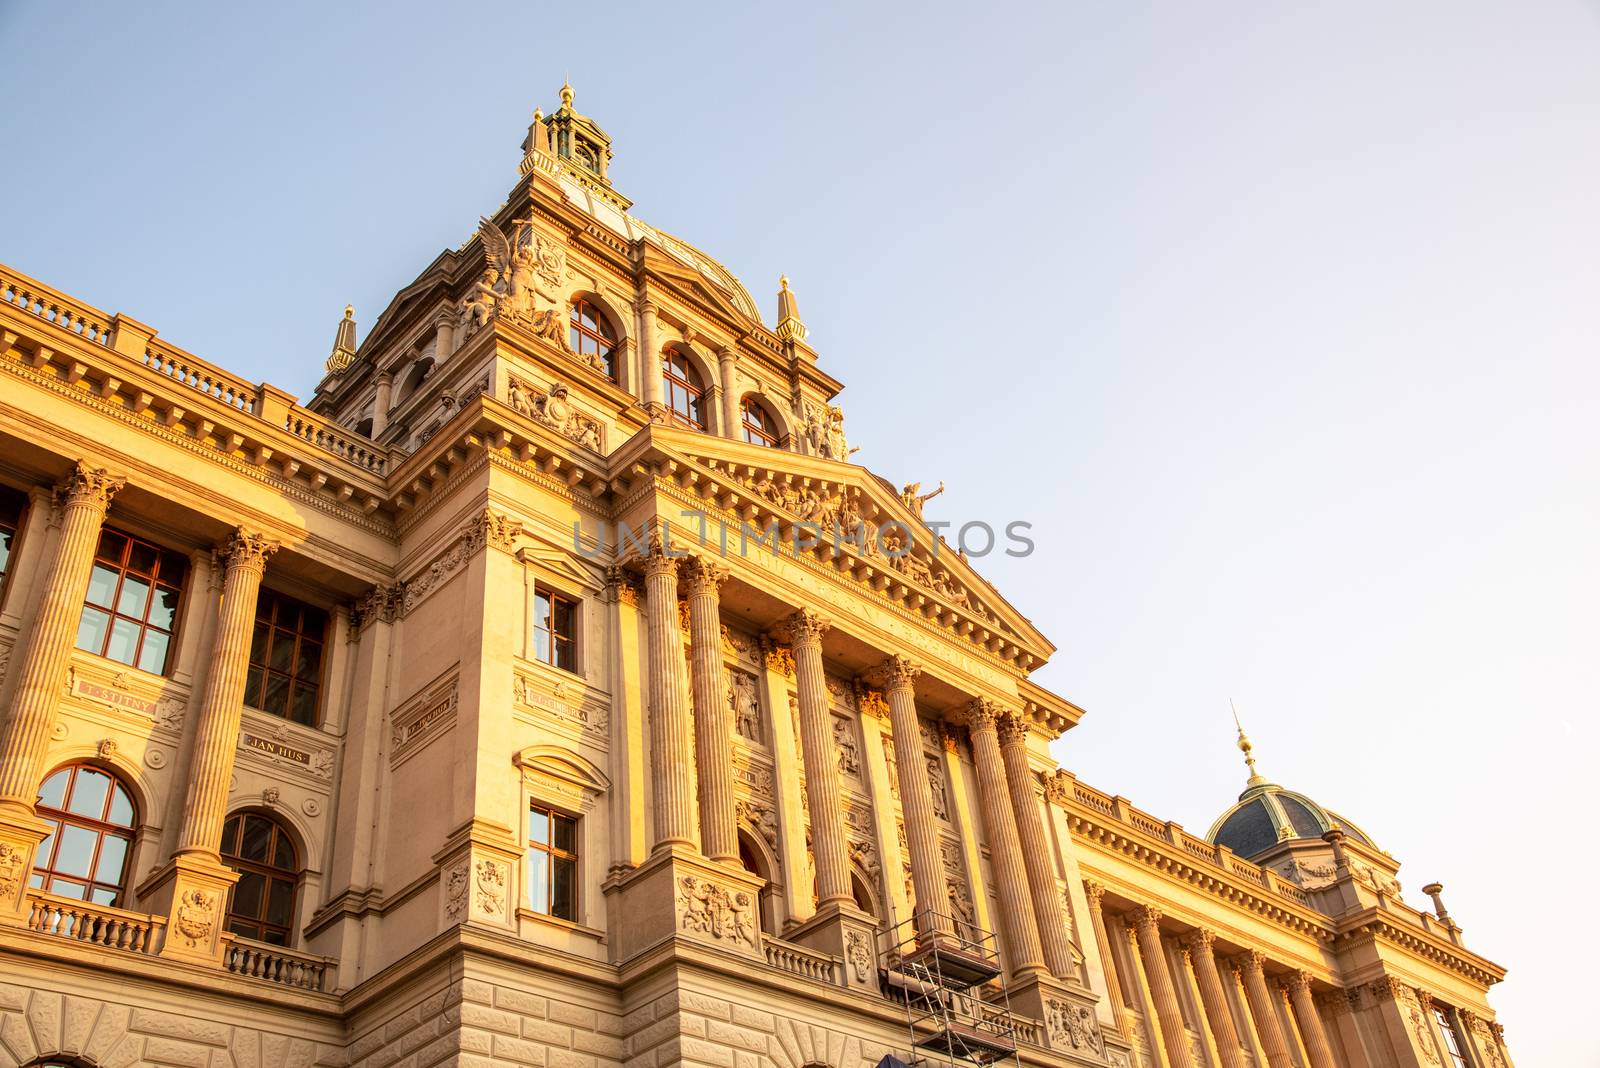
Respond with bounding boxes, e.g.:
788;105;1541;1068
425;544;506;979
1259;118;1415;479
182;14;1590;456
5;2;1597;1061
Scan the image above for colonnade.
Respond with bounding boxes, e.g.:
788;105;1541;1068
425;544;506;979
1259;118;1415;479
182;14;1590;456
1082;882;1342;1068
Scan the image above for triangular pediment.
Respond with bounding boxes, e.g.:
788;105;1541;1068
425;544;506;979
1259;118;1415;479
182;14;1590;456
640;243;750;329
623;428;1054;670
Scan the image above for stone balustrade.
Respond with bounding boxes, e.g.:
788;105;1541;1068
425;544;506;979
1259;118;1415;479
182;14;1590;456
222;935;335;991
25;891;164;955
760;933;843;986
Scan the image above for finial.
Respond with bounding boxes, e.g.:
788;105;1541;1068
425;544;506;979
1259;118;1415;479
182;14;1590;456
325;304;359;375
1232;699;1267;789
343;304;354;320
780;274;790;291
775;275;806;343
561;78;574;109
533;106;543;123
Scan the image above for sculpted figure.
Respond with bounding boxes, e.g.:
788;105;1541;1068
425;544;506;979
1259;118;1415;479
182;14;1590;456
900;481;944;518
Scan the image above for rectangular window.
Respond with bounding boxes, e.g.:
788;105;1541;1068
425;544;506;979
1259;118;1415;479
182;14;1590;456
1432;1007;1468;1068
0;486;26;606
76;528;188;675
244;590;329;726
532;587;578;673
526;803;578;921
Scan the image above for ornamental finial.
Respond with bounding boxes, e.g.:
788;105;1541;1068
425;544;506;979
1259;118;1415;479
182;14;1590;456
561;78;574;109
1233;699;1267;789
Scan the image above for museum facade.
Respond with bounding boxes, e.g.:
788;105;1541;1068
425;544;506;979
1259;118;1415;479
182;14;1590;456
0;86;1512;1068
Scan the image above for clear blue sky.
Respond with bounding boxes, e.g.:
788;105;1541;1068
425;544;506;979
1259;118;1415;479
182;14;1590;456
5;2;1596;1060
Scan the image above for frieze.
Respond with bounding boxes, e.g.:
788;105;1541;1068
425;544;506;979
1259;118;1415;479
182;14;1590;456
506;375;603;452
237;716;335;782
389;677;459;765
512;670;609;745
63;664;186;732
402;508;523;616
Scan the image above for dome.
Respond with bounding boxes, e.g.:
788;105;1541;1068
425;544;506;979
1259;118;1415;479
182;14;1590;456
1205;719;1376;860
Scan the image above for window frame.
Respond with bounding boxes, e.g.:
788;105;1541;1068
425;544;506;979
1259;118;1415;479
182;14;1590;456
1431;1006;1469;1068
525;802;580;922
31;763;138;906
568;298;618;380
220;810;301;946
740;397;780;447
661;350;706;431
532;585;579;674
244;588;330;726
0;485;30;614
75;527;188;676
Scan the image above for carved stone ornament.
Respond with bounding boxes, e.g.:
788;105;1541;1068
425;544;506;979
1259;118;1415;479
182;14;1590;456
1046;1000;1103;1055
867;654;921;693
677;875;755;945
443;863;469;922
471;507;523;553
776;609;830;648
845;928;872;982
58;461;125;512
0;842;27;904
174;888;218;948
350;583;404;630
474;858;507;918
735;798;779;852
729;670;761;743
764;644;796;679
220;528;280;573
470;218;574;353
262;787;280;806
927;755;949;821
506;375;603;451
96;738;117;760
834;717;860;776
857;689;889;720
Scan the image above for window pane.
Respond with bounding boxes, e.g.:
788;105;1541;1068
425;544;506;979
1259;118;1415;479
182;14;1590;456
37;770;69;810
51;878;88;901
534;628;551;665
266;878;294;926
244;665;264;708
85;564;120;608
104;618;142;666
137;629;170;674
534;591;551;630
553;598;574;637
34;825;55;867
250;621;270;663
96;529;127;563
222;816;240;856
274;833;295;870
76;607;110;654
158;550;189;586
263;928;288;947
527;852;549;913
94;834;128;883
555;637;575;673
528;809;549;845
66;769;110;818
115;575;151;619
107;784;134;827
552;856;575;920
127;542;158;576
263;673;290;716
149;584;181;631
296;640;322;681
233;871;265;919
240;816;272;862
90;886;118;905
301;605;328;637
552;814;576;854
290;683;319;726
267;630;294;672
53;825;98;878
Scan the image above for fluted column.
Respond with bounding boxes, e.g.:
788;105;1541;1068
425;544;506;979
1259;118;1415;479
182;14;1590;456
872;654;952;937
683;557;737;863
1132;905;1197;1068
1286;971;1338;1068
1236;951;1295;1068
1083;882;1131;1039
779;610;852;907
643;546;696;851
717;346;740;439
966;700;1046;977
176;529;278;855
1184;930;1247;1068
0;463;124;813
997;710;1076;978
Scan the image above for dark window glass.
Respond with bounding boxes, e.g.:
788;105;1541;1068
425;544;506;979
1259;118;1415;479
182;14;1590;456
75;528;187;674
661;351;705;430
244;590;328;726
533;587;578;673
0;486;24;600
527;804;578;921
741;398;779;447
568;299;617;380
221;812;299;946
32;764;137;905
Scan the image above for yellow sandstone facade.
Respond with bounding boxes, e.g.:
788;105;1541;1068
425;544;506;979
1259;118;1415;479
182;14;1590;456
0;86;1511;1068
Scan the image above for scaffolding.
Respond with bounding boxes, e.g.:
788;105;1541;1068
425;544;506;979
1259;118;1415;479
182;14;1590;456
878;909;1022;1068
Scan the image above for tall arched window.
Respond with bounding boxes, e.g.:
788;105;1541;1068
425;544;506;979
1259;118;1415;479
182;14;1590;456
569;299;617;380
737;832;777;936
740;397;779;447
661;350;706;430
851;871;878;920
221;812;299;945
32;764;137;905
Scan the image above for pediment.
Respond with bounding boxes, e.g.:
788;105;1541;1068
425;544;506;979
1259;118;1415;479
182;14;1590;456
640;243;750;329
638;431;1054;670
515;531;606;591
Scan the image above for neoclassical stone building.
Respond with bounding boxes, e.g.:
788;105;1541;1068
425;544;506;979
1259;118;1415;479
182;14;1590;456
0;85;1512;1068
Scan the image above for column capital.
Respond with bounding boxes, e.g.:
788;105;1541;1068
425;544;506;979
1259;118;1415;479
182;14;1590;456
679;555;728;595
1286;970;1314;996
1132;903;1163;931
961;698;1001;733
996;709;1030;746
57;461;125;512
775;608;830;648
602;564;641;606
1241;948;1270;972
218;528;279;573
641;545;681;580
866;653;921;693
1083;879;1106;908
1183;927;1218;955
856;688;890;720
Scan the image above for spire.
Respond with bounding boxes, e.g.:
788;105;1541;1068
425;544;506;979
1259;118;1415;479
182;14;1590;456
519;106;549;176
1232;699;1268;791
775;275;808;343
325;305;358;374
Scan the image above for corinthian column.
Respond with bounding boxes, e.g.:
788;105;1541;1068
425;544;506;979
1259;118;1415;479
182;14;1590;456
966;700;1046;977
1236;951;1294;1068
682;557;737;863
0;463;124;816
997;710;1076;978
1286;971;1338;1068
870;654;952;938
1184;930;1247;1068
1132;905;1197;1068
779;610;852;907
1082;883;1130;1038
177;529;279;855
643;545;696;851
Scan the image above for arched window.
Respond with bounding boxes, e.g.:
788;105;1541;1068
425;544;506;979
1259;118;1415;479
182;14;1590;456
738;833;777;936
740;397;780;447
569;299;617;379
32;764;137;905
851;871;878;919
221;812;299;945
397;357;434;403
661;350;705;430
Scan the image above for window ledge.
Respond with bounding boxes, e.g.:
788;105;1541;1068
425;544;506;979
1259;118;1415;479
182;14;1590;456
515;907;606;943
